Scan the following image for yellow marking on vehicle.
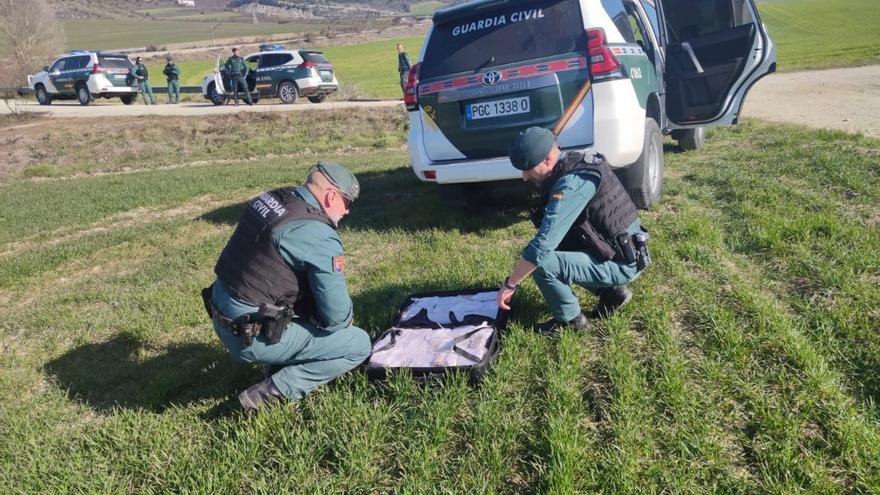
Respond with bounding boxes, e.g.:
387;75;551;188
553;79;592;136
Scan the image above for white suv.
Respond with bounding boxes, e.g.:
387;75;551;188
28;50;139;106
405;0;776;208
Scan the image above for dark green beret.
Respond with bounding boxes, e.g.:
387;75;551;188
312;162;360;201
508;126;555;171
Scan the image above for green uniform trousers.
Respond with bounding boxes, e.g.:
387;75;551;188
214;318;371;400
139;80;155;105
533;250;642;322
230;76;252;104
167;80;180;103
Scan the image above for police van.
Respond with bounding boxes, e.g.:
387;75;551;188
405;0;776;208
27;50;139;106
201;45;339;105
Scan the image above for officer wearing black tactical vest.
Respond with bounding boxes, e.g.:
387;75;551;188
203;163;370;411
497;127;651;333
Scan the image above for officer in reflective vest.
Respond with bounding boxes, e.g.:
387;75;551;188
497;127;651;333
205;163;370;411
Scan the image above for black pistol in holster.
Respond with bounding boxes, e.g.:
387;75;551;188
201;284;293;346
633;228;651;270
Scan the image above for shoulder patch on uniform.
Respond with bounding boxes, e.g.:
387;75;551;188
332;256;345;273
552;192;564;201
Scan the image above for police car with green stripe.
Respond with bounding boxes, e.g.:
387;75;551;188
202;45;339;105
405;0;776;208
27;50;139;106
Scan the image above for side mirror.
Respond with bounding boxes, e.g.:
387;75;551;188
43;66;49;72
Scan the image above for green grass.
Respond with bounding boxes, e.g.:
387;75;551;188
146;59;217;86
758;0;880;71
410;1;445;16
321;36;425;99
61;19;322;52
1;108;878;492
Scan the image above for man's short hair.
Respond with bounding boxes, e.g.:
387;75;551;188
232;47;239;52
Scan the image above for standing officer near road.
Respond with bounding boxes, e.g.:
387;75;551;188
132;56;155;105
203;163;370;411
497;127;651;333
224;47;253;106
163;55;181;104
397;43;411;95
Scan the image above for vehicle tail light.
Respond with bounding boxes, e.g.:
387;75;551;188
404;62;420;111
301;60;316;69
91;63;102;74
587;28;623;81
423;170;436;180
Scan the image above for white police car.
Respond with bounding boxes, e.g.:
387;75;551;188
27;50;139;106
201;44;339;105
405;0;776;208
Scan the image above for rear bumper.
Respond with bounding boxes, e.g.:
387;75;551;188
299;84;338;96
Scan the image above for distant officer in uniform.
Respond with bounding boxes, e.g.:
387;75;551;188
224;47;253;106
163;55;181;104
203;163;371;411
497;127;651;333
397;43;411;95
132;56;155;105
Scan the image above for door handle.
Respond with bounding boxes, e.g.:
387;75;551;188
681;42;704;74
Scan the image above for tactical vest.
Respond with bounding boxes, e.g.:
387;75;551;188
214;188;334;313
534;152;639;261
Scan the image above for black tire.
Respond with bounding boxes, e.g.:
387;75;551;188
620;118;663;210
672;127;705;151
307;94;326;104
277;81;298;104
35;85;51;105
76;83;91;106
120;94;136;105
208;83;226;106
251;95;260;105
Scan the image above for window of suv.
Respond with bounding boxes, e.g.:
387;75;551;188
258;53;293;69
98;55;133;70
421;0;586;80
70;55;90;70
301;52;330;64
663;0;755;40
50;58;69;72
624;2;655;61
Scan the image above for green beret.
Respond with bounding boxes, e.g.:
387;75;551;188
508;126;555;171
312;162;360;202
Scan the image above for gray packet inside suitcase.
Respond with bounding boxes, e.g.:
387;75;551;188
367;290;499;370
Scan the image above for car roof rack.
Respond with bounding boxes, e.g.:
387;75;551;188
67;49;93;55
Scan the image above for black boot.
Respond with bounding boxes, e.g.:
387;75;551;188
592;286;632;318
536;312;589;334
238;377;284;412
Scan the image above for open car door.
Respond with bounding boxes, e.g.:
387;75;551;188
213;51;226;94
661;0;776;128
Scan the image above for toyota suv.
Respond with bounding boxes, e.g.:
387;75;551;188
202;45;339;105
27;50;139;106
405;0;776;208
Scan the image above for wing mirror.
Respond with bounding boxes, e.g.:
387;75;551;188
43;66;49;72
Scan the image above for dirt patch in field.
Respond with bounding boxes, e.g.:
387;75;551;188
743;65;880;138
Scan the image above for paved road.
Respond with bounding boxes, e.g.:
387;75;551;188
4;65;878;138
2;99;403;118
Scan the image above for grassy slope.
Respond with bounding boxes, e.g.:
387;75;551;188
0;108;878;493
758;0;880;72
410;1;445;16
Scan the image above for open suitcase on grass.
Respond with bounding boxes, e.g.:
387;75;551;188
364;288;508;383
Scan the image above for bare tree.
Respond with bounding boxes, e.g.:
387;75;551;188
0;0;65;89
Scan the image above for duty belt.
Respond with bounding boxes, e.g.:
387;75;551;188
201;285;293;346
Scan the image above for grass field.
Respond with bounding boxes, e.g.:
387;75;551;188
758;0;880;71
61;19;321;52
0;108;878;493
410;1;446;16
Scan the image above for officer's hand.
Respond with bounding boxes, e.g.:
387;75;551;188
497;286;515;310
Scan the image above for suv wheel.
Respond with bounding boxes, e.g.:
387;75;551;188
622;118;664;210
673;127;705;151
76;84;92;106
277;81;298;104
208;83;226;106
307;94;326;104
35;85;51;105
120;94;136;105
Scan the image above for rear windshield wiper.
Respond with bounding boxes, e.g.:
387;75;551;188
474;55;496;73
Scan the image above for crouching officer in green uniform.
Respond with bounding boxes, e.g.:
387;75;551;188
203;163;371;411
224;47;253;106
132;56;155;105
497;127;651;333
163;55;181;104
